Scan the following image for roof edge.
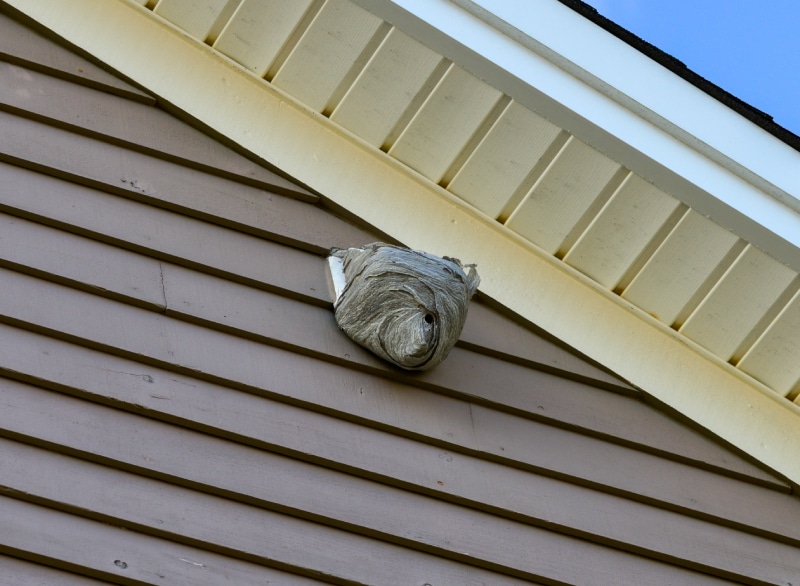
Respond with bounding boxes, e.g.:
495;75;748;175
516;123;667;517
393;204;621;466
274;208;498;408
553;0;800;151
352;0;800;272
454;0;800;198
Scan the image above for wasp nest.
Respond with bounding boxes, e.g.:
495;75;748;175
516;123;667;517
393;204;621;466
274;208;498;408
329;243;480;371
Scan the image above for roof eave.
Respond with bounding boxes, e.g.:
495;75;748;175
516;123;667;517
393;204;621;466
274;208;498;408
354;0;800;272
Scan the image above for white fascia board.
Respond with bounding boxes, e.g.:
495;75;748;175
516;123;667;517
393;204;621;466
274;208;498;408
352;0;800;272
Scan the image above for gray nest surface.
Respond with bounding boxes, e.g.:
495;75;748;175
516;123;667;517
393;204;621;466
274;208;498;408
329;243;480;371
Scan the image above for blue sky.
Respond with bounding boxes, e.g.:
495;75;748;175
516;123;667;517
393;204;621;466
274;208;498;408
581;0;800;137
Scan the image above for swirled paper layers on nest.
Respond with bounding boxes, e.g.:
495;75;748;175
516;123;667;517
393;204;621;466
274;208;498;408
329;243;479;370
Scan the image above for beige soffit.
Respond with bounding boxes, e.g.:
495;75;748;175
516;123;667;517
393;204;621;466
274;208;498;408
9;0;800;488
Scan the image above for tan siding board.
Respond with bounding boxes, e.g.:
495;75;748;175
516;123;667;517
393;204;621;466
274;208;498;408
0;439;569;586
0;324;471;464
0;315;784;505
0;62;316;195
461;369;780;482
1;348;795;563
161;266;784;484
0;387;788;585
272;0;385;113
0;263;780;487
461;302;634;390
0;120;390;256
0;212;166;311
213;0;315;77
0;496;331;586
0;556;112;586
469;402;800;535
0;12;154;104
330;28;444;147
0;448;543;586
1;313;794;544
161;263;754;471
161;262;369;363
389;64;504;182
0;164;330;304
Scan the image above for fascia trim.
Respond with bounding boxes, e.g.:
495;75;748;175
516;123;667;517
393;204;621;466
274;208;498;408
351;0;800;273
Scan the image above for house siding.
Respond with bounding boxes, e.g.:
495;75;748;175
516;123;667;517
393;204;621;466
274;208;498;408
1;10;799;585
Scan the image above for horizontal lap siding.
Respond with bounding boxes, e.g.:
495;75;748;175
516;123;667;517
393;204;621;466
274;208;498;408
3;318;799;549
0;68;317;200
2;329;800;574
2;10;799;585
0;492;333;586
0;555;114;586
0;6;153;104
0;382;764;586
0;114;369;256
0;239;777;486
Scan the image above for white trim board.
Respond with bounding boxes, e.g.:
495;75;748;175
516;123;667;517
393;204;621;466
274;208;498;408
9;0;800;488
352;0;800;273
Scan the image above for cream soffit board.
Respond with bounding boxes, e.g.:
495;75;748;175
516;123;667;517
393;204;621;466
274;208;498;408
10;0;800;487
366;0;800;271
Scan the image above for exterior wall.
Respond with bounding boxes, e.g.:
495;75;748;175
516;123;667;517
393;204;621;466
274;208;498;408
1;10;800;585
